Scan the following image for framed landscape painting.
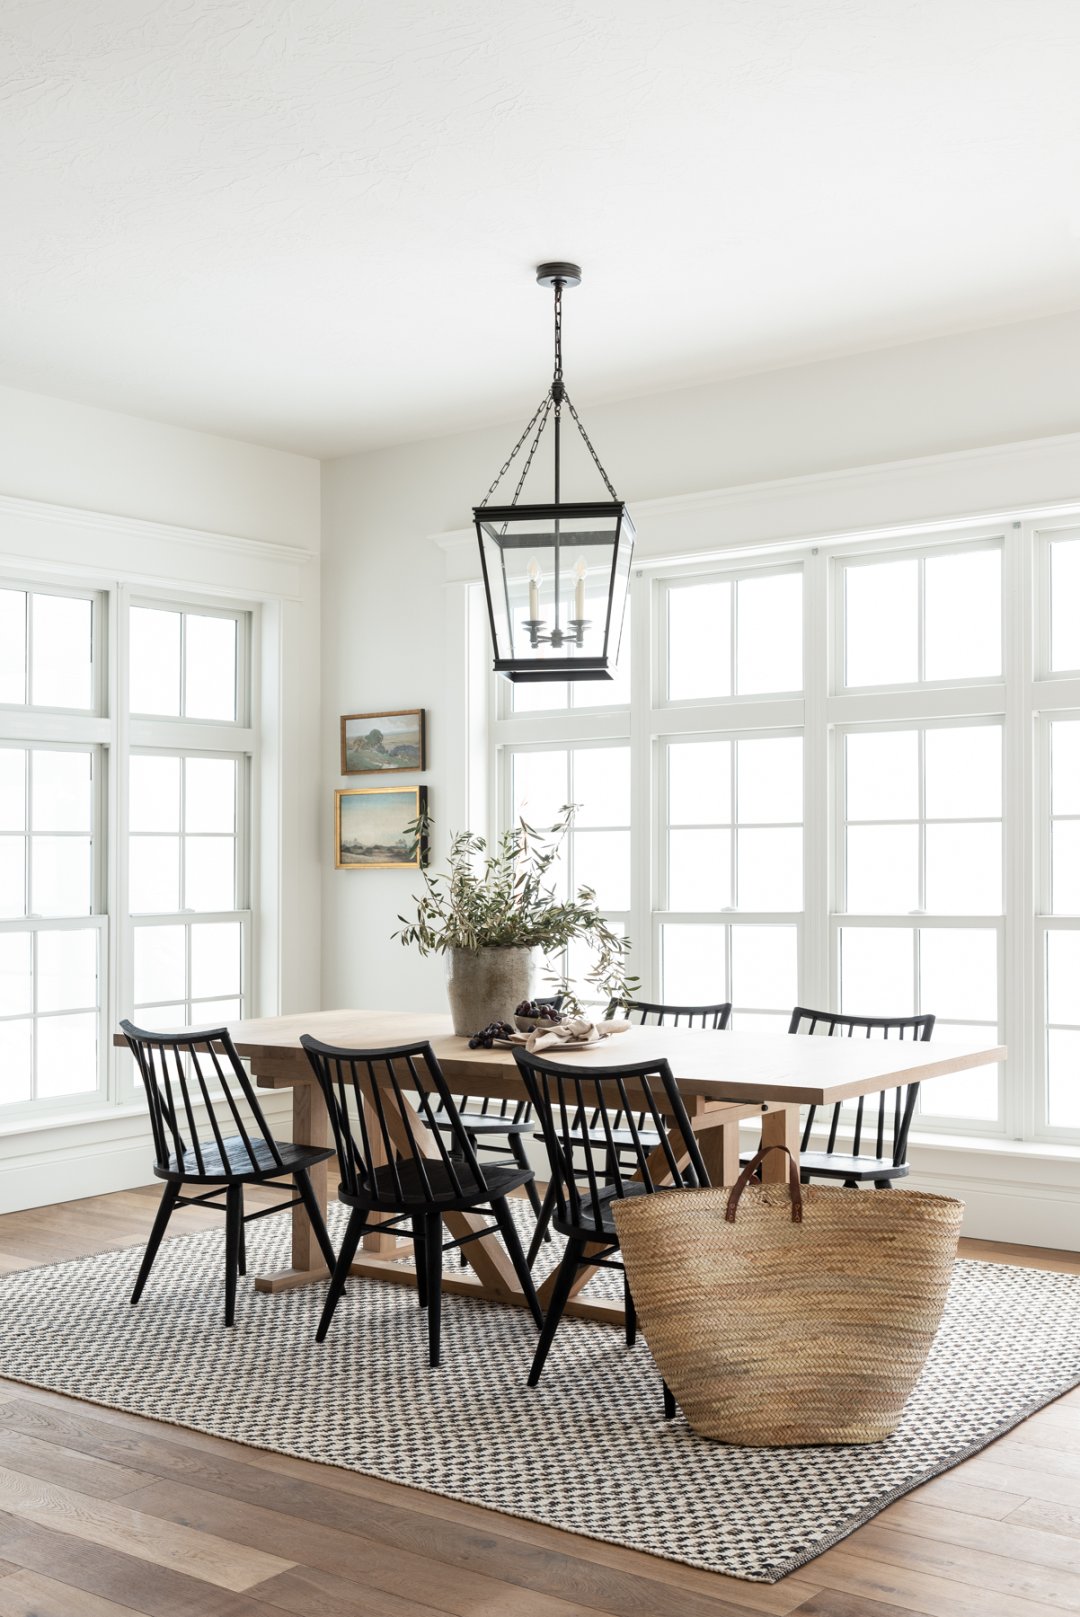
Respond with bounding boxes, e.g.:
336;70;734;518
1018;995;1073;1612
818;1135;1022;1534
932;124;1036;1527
335;785;427;870
341;709;425;775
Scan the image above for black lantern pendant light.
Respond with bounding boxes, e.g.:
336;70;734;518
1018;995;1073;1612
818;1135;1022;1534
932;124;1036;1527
473;262;635;682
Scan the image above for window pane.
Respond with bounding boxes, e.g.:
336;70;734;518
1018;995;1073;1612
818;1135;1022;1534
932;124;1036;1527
37;929;97;1013
925;823;1001;914
925;726;1001;820
511;750;568;831
129;836;180;914
1047;930;1080;1027
31;750;91;833
190;921;241;1000
670;741;731;825
571;748;629;827
1048;1028;1080;1128
730;924;798;1010
668;581;731;701
0;1019;32;1104
36;1011;97;1098
0;749;26;831
846;825;919;913
185;838;235;911
737;828;802;910
0;837;25;918
31;594;92;709
31;837;91;917
0;933;31;1016
737;737;802;824
662;923;726;1005
846;730;918;822
1051;539;1080;672
130;607;180;716
840;927;915;1017
736;573;802;695
191;998;241;1026
1051;722;1080;817
924;550;1001;681
919;928;997;1023
1052;822;1080;914
130;755;181;833
185;615;237;721
845;559;918;686
919;1024;999;1121
575;603;631;708
0;590;26;704
572;830;629;911
185;757;236;834
134;924;186;1005
669;829;731;910
566;924;624;1009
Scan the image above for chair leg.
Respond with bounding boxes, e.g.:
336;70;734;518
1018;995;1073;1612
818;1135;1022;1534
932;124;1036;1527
424;1212;443;1368
843;1178;858;1189
237;1214;247;1278
508;1133;546;1227
491;1196;545;1330
413;1217;428;1308
663;1380;677;1420
526;1181;557;1268
315;1208;367;1343
624;1271;637;1348
131;1181;181;1305
224;1184;243;1328
874;1177;893;1190
461;1138;478;1265
528;1238;586;1388
293;1168;337;1273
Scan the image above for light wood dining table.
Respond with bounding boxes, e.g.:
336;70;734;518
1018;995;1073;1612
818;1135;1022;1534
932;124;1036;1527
206;1008;1004;1328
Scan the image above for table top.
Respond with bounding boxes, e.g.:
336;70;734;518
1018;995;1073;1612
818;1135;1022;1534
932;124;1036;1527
198;1008;1005;1108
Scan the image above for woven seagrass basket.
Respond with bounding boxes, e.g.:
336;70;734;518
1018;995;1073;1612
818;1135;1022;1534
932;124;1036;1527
612;1145;964;1446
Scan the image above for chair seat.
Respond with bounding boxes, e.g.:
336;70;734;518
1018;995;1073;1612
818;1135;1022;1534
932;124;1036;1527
740;1150;908;1183
435;1110;531;1137
340;1156;533;1212
158;1136;335;1185
535;1125;662;1153
552;1180;658;1244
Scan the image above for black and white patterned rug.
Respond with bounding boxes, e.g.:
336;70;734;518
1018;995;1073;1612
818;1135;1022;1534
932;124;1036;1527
0;1200;1078;1583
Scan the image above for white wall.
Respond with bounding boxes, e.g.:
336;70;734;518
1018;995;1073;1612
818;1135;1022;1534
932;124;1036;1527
0;384;322;1211
320;306;1080;1016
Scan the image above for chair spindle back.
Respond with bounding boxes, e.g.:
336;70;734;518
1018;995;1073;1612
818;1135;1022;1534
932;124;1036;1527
789;1006;934;1166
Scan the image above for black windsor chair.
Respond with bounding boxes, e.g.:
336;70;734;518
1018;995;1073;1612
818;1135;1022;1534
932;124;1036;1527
300;1035;544;1367
514;1044;709;1404
741;1006;935;1189
432;994;565;1243
525;997;731;1265
120;1020;337;1327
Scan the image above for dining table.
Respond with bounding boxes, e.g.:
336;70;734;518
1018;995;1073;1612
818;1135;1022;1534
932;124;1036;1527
203;1008;1005;1328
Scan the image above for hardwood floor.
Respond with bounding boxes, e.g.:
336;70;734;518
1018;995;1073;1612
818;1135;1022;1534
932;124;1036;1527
0;1187;1076;1616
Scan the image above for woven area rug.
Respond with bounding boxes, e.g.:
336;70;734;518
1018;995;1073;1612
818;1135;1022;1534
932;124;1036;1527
1;1202;1079;1584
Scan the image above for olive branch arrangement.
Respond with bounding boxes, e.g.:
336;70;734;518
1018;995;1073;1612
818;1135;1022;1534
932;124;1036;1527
394;805;637;1012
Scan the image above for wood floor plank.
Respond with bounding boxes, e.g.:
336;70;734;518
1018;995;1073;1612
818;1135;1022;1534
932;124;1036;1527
820;1522;1080;1610
247;1563;491;1617
955;1458;1080;1513
0;1468;293;1594
905;1475;1029;1521
0;1512;293;1617
791;1592;919;1617
0;1567;152;1617
880;1499;1080;1575
810;1546;1067;1616
0;1427;148;1499
121;1476;758;1617
1007;1500;1080;1544
0;1388;813;1615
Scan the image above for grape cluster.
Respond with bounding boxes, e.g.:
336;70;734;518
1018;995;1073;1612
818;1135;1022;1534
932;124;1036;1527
468;1021;516;1050
517;1000;561;1024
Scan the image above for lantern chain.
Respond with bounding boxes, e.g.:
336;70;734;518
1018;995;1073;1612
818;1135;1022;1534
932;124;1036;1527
478;392;551;508
564;392;619;500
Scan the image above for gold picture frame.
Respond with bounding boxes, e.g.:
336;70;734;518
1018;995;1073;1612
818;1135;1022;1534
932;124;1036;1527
340;709;425;775
335;785;427;871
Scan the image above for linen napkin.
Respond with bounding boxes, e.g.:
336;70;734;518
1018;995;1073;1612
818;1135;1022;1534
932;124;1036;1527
524;1017;629;1053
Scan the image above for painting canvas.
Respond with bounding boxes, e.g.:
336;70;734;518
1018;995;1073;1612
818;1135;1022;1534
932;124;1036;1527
341;709;425;774
335;785;427;870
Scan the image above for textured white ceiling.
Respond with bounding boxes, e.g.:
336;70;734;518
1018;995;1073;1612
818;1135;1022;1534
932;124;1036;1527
3;0;1080;457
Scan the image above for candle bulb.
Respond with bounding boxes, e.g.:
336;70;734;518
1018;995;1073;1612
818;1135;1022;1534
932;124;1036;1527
527;557;541;620
573;555;586;620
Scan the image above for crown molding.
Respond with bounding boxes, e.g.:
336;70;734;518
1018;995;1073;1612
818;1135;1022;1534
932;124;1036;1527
0;491;316;566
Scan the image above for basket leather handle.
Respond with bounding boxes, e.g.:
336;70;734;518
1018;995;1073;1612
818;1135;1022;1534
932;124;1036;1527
725;1145;803;1224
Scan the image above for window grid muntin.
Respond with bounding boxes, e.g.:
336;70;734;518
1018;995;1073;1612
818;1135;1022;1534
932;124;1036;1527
0;581;102;716
660;561;804;709
128;598;248;726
